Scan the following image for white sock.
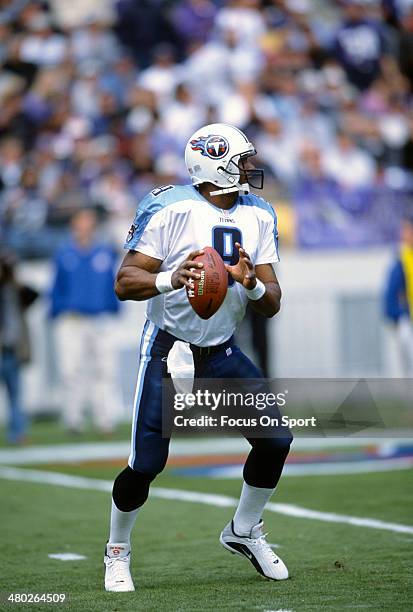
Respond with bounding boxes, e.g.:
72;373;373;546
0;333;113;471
233;482;275;536
108;500;139;545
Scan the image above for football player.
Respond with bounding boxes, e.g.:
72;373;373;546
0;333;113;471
104;123;293;591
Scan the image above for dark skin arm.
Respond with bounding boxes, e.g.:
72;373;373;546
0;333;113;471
115;245;281;318
225;243;281;318
114;249;205;301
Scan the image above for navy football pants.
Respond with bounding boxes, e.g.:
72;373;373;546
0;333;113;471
113;320;292;512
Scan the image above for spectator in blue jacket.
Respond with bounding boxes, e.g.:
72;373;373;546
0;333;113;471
50;208;120;434
383;215;413;375
334;0;386;90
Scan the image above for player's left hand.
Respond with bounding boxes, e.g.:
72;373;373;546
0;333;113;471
225;242;256;290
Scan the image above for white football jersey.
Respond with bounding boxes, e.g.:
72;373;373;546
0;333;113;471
125;184;279;347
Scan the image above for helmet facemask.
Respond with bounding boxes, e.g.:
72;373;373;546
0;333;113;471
211;151;264;196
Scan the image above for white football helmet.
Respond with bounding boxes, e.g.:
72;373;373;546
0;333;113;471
185;123;264;196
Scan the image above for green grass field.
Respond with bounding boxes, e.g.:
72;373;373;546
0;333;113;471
1;439;413;612
0;420;132;448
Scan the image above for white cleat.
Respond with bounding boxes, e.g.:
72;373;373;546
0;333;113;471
104;543;135;592
219;520;289;581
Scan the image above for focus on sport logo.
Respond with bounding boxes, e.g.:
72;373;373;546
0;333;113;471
190;134;229;159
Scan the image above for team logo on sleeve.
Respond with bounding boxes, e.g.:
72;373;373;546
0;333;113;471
126;224;136;242
190;134;229;159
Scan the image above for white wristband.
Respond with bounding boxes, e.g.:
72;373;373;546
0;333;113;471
155;271;174;294
245;278;266;301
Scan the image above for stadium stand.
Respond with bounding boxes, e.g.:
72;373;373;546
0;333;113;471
0;0;412;256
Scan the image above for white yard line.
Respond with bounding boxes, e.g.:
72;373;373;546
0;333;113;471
0;441;131;466
1;466;412;536
0;439;246;465
0;436;412;466
48;553;87;561
205;457;413;479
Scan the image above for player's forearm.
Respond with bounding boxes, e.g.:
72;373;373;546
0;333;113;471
115;266;160;301
249;281;281;318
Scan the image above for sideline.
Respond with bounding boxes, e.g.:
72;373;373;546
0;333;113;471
1;437;412;467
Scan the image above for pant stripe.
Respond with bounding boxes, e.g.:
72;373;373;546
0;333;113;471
128;320;158;468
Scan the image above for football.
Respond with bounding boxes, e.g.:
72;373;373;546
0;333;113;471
186;246;228;319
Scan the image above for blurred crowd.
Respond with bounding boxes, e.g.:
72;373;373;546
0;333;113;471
1;0;413;256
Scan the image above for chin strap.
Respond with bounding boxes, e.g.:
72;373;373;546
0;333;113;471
209;184;250;196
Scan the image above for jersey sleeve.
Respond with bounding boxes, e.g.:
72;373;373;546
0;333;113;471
124;193;168;261
255;207;280;265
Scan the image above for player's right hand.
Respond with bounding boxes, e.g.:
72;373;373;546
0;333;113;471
171;249;204;289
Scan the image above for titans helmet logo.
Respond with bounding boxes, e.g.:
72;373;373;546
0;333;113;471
190;135;229;159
